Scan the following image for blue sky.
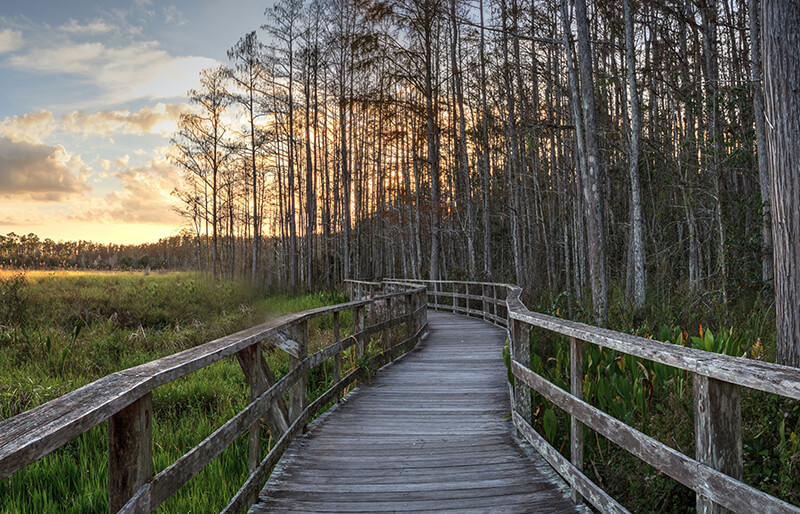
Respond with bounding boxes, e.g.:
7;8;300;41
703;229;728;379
0;0;268;244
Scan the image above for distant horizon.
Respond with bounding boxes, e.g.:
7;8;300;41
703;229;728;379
1;225;182;246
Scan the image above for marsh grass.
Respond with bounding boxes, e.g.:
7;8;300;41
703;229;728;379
0;271;349;513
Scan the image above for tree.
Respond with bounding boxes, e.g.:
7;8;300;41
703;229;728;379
762;0;800;367
574;0;607;326
264;0;305;289
172;66;231;281
749;0;773;288
227;31;268;284
623;0;645;311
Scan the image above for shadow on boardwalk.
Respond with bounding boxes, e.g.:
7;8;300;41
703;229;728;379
251;310;581;513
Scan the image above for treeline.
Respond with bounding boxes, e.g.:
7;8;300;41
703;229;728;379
0;232;198;270
172;0;798;362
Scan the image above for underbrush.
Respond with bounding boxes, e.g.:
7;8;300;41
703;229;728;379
519;282;800;512
0;271;355;513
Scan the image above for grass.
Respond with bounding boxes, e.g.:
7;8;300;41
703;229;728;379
0;270;353;513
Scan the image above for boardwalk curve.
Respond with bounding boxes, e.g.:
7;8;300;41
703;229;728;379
251;310;579;513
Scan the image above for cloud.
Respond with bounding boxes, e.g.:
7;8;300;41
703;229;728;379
0;215;45;227
60;19;114;35
0;110;56;144
162;6;187;26
0;28;23;54
8;39;218;105
107;158;181;223
60;102;192;138
0;136;91;201
71;156;181;225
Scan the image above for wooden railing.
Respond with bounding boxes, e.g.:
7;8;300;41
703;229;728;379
0;283;428;513
385;278;800;514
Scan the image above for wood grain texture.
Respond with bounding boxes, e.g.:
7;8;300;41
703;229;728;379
108;393;153;513
512;359;800;514
513;412;629;514
250;311;580;513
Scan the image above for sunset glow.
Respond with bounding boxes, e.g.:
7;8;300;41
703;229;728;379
0;0;265;244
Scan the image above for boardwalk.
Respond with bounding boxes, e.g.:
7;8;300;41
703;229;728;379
251;310;580;513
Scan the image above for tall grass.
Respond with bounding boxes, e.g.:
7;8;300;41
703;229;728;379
0;271;340;513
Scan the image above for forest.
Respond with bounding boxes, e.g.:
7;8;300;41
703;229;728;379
4;0;797;365
166;0;798;365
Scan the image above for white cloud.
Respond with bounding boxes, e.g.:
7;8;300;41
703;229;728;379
0;28;23;54
0;110;56;145
60;102;193;138
0;136;91;201
162;6;187;26
60;19;115;35
8;38;218;105
70;155;181;224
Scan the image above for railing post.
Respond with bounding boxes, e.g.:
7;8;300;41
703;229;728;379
109;393;153;513
451;282;456;313
236;344;265;476
333;311;342;402
570;337;584;504
482;284;487;320
385;296;393;350
418;288;427;332
492;284;498;320
694;375;742;514
405;291;415;338
354;305;364;360
289;320;308;422
511;318;531;426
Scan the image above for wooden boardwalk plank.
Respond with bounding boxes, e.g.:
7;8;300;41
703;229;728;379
250;310;581;513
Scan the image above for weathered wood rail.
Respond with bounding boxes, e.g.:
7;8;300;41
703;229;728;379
0;284;427;513
385;278;800;514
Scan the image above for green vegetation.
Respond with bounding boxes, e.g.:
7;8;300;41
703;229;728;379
0;271;347;513
519;285;800;512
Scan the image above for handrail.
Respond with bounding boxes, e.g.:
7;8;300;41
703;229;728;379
0;283;428;513
385;278;800;514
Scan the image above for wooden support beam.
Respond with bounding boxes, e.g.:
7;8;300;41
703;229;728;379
237;344;289;443
354;305;365;360
333;311;342;403
492;284;498;319
385;297;393;350
694;374;742;514
511;318;531;426
109;393;153;513
570;337;584;504
288;321;308;423
482;284;488;321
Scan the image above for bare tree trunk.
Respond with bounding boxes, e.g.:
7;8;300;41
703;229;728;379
304;48;316;290
479;0;492;278
701;0;728;308
450;0;476;278
624;0;646;311
560;0;587;302
425;22;442;281
749;0;774;288
574;0;607;326
762;0;800;367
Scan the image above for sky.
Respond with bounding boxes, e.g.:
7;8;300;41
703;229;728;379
0;0;267;244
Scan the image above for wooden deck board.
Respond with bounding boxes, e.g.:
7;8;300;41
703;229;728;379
250;310;580;513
